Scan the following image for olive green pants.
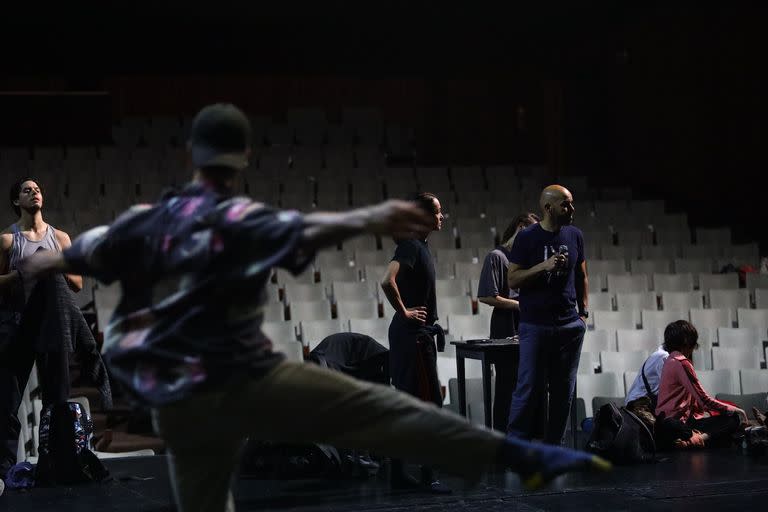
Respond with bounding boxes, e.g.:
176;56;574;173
153;361;505;512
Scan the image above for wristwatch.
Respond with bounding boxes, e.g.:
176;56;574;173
579;310;589;319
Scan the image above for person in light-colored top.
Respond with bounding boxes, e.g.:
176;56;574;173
624;345;669;430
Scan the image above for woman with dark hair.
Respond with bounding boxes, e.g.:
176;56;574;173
656;320;748;448
478;212;540;339
380;192;449;493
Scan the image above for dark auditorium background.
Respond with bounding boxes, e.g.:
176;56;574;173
0;5;766;252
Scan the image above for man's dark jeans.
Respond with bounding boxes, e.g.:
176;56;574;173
507;318;585;445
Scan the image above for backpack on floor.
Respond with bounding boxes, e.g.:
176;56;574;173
35;402;110;485
586;402;656;465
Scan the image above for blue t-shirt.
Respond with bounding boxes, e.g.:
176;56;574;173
508;223;585;326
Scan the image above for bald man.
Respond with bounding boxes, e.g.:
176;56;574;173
505;185;588;445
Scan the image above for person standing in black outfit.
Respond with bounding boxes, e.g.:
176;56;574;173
477;211;539;432
380;192;449;494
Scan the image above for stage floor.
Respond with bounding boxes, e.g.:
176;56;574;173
4;450;767;511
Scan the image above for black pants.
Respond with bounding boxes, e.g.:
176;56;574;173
388;318;441;482
489;308;522;432
689;414;741;445
0;337;70;474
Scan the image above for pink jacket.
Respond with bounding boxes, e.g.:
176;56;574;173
655;351;734;423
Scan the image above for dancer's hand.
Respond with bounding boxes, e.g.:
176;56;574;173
404;306;427;324
364;200;435;238
17;250;67;282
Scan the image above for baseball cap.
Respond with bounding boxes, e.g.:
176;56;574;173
188;103;251;170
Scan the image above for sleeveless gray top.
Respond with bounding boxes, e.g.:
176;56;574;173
8;223;61;304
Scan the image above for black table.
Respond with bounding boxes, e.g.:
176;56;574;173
451;339;578;448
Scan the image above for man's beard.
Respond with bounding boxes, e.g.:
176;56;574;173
22;204;41;215
558;213;573;225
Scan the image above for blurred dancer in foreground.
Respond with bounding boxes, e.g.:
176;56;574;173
19;104;609;512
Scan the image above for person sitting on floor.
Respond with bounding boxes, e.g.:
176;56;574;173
655;320;748;449
624;342;669;432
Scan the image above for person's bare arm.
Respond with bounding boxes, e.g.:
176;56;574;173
575;260;588;321
55;230;83;292
0;233;20;293
478;296;519;310
380;260;427;324
507;255;564;290
299;200;432;253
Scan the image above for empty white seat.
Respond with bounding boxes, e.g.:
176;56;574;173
321;266;360;283
589;292;613;312
578;352;596;374
653;273;694;293
623;371;640;396
583;329;616;353
746;274;768;291
681;245;721;259
314;250;352;269
272;341;305;363
577;373;623;417
640;244;679;260
615;291;658;311
588;273;604;293
692;341;714;370
275;268;316;285
454;262;482;281
436;248;477;263
695;227;731;245
437;296;473;316
711;346;763;370
615;292;657;327
722;243;760;264
690;308;733;331
594;310;637;331
336;300;379;320
756;289;768;309
284;283;327;302
355;250;391;267
740;369;768;394
617;230;653;247
363;264;388;283
448;314;490;340
437;278;470;297
717;327;761;349
661;291;703;311
349;318;391;346
698;273;739;292
629;259;672;276
709;288;750;317
261;321;297;343
601;245;640;261
590;260;627;290
289;300;333;321
607;274;649;294
261;302;287;323
300;320;346;349
332;281;376;301
696;369;740;395
616;329;663;352
600;351;649;375
737;308;768;333
642;309;688;330
674;258;714;275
